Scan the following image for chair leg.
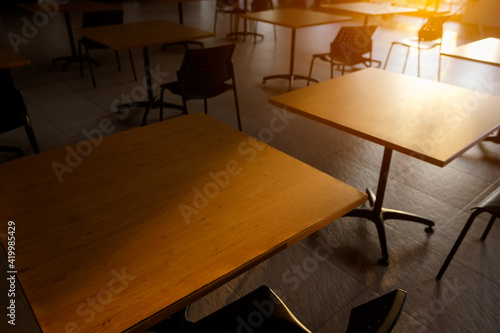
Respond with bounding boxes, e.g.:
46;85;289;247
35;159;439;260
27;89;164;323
307;57;317;86
383;43;395;70
182;97;188;115
402;46;410;74
78;41;84;77
85;46;97;88
330;62;334;79
417;47;421;78
203;99;208;114
437;43;442;82
24;125;40;154
128;50;137;81
115;50;121;72
481;215;496;241
159;88;165;122
341;65;345;76
232;87;242;131
436;209;483;280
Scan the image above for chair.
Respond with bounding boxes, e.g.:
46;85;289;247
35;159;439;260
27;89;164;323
159;43;242;131
249;0;276;40
0;89;40;158
436;187;500;280
307;25;377;85
215;0;247;37
383;14;451;78
78;9;137;88
147;286;407;333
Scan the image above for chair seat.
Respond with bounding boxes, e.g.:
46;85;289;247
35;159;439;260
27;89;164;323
162;81;234;101
184;286;311;333
473;187;500;216
394;37;441;50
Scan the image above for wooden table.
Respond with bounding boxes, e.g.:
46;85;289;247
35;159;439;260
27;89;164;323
0;43;30;90
0;113;366;333
269;67;500;264
320;2;418;26
239;8;351;91
439;37;500;143
75;19;214;125
19;0;117;70
0;43;30;70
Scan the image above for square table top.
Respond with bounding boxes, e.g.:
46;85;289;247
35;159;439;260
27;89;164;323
18;0;117;13
0;113;366;333
239;8;351;29
74;19;214;50
269;68;500;167
0;43;30;70
440;37;500;67
320;1;418;16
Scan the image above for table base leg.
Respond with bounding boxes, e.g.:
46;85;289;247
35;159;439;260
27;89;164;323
346;194;434;266
162;40;204;50
52;55;100;72
263;74;319;91
117;99;185;126
344;148;435;265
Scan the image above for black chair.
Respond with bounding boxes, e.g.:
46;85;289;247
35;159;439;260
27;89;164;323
436;187;500;280
159;43;242;131
78;9;137;88
0;89;40;158
249;0;276;40
383;14;451;78
215;0;246;37
307;25;377;85
147;286;407;333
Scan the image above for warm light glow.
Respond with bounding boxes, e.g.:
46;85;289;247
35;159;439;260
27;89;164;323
441;29;458;52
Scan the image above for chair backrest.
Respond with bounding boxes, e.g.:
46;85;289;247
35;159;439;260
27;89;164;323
82;9;124;28
177;43;236;92
330;25;377;65
0;89;32;134
345;289;408;333
251;0;273;12
418;14;451;41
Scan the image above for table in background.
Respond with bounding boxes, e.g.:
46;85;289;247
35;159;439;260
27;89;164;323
0;42;30;90
75;19;214;125
18;0;117;70
440;37;500;143
0;113;366;333
269;67;500;264
239;8;351;91
320;1;418;26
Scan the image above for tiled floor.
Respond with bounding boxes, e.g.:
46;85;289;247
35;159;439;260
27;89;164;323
1;1;500;332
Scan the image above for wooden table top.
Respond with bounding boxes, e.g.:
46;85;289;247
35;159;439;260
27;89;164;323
320;1;418;16
239;8;351;29
18;0;117;13
441;37;500;67
0;43;30;70
269;68;500;167
74;19;214;50
0;113;366;333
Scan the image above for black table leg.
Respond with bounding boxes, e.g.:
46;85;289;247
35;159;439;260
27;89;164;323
117;47;183;126
52;12;99;71
263;29;318;91
162;2;204;50
345;147;435;265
